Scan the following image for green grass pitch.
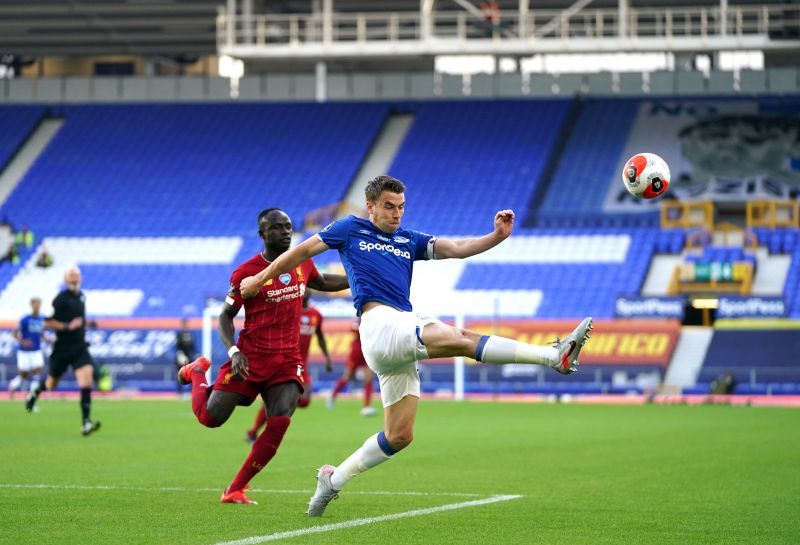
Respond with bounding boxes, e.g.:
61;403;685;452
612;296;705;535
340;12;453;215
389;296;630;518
2;398;799;545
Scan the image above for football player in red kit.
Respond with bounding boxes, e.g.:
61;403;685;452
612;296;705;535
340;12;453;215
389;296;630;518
246;290;333;443
179;208;347;505
327;316;376;416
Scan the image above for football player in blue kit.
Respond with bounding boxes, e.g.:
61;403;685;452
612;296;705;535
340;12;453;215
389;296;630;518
239;175;593;516
8;297;46;400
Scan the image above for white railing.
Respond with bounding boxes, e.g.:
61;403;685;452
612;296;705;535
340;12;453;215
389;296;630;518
217;5;800;55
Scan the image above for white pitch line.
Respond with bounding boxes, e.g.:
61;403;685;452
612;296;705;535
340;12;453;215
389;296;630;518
213;495;523;545
0;483;485;498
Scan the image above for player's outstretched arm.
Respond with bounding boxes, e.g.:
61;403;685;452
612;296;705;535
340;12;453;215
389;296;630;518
433;209;514;260
240;235;330;298
308;273;349;293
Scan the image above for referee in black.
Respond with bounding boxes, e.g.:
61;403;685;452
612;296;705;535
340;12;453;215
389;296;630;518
26;266;101;436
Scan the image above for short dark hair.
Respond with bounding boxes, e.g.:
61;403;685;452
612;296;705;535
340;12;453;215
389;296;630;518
257;207;284;233
365;175;405;203
257;207;283;225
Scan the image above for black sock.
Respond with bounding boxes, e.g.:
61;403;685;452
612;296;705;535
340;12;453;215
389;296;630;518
80;388;92;422
33;381;47;397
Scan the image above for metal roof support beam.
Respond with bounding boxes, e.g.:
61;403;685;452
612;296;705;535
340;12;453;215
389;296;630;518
242;0;253;43
519;0;529;38
450;0;484;20
421;0;435;40
720;0;728;35
226;0;235;48
323;0;333;43
535;0;596;38
618;0;628;38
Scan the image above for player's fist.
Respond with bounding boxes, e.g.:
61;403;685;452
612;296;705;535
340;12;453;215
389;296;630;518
240;276;261;299
231;352;249;379
493;209;514;239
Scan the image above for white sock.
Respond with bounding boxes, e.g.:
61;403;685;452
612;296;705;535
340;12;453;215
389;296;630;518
30;379;40;393
330;431;395;489
8;375;22;392
478;335;557;366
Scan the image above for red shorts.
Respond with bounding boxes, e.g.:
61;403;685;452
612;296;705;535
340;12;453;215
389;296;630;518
213;353;305;406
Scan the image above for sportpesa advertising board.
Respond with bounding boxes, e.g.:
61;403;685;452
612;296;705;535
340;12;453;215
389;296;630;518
0;319;681;377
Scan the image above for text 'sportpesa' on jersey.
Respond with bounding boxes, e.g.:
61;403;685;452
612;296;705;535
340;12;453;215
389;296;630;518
317;215;435;314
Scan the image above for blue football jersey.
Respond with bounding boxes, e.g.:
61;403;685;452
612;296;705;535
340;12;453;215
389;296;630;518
18;314;44;351
317;215;436;314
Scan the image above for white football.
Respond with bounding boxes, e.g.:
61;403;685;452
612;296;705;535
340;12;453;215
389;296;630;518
622;153;670;199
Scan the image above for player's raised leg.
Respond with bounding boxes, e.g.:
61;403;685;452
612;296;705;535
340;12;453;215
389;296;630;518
423;317;593;375
179;356;243;428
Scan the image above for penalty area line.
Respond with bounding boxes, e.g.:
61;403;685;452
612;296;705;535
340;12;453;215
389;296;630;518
212;494;523;545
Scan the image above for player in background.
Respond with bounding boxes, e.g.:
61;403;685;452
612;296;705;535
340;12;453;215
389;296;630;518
245;289;334;444
239;176;593;517
26;267;102;436
327;316;377;417
175;317;198;396
178;208;348;505
8;297;45;401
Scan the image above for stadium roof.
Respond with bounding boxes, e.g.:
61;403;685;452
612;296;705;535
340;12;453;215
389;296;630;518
0;0;793;57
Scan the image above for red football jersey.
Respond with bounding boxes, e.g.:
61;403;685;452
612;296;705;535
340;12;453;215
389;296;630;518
226;254;320;358
298;306;323;363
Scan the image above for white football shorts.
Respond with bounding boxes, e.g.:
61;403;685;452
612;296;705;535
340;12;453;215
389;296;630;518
358;304;440;408
17;349;44;372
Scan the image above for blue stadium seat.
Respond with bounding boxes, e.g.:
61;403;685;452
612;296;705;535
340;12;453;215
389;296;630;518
1;103;389;236
0;106;44;169
388;100;571;235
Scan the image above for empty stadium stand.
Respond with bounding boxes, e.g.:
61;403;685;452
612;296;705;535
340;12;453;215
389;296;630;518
388;100;571;235
1;103;389;237
0;106;44;169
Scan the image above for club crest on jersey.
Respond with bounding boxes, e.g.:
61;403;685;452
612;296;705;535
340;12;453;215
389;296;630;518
279;273;291;285
295;266;304;282
393;236;409;243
